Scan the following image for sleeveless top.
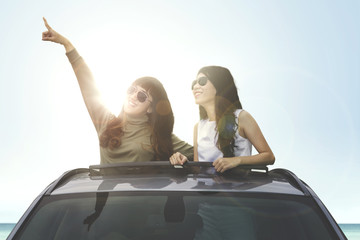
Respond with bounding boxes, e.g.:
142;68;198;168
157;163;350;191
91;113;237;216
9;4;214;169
197;109;252;162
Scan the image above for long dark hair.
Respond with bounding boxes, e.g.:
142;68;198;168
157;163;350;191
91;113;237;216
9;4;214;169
99;77;174;160
197;66;242;157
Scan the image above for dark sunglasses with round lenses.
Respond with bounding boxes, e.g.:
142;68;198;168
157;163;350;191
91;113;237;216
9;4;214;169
127;86;151;103
191;76;208;89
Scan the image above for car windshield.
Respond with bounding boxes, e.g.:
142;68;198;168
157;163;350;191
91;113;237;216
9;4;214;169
15;192;338;240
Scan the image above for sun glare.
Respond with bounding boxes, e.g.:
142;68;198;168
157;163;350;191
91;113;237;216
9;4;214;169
77;25;199;122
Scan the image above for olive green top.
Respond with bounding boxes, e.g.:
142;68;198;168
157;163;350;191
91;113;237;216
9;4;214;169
66;49;193;164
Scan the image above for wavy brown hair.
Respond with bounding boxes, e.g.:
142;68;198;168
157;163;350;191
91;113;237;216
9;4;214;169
99;77;174;161
197;66;242;157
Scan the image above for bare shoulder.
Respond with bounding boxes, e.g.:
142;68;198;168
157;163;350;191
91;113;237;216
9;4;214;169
238;110;255;124
237;110;259;138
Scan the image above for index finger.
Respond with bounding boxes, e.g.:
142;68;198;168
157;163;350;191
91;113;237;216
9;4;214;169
43;17;52;30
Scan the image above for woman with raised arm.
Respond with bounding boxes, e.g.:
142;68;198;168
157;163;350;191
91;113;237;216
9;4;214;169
170;66;274;172
42;18;193;164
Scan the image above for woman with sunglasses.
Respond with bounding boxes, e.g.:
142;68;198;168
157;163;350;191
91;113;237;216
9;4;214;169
42;18;193;164
170;66;275;172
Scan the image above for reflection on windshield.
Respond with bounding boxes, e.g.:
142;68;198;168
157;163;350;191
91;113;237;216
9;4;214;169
15;193;338;240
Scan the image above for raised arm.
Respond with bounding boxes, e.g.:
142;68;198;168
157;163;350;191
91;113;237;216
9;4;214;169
42;17;74;53
42;17;110;132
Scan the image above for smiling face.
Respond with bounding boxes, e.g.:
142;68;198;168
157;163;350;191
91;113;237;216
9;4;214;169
123;85;153;117
192;73;217;107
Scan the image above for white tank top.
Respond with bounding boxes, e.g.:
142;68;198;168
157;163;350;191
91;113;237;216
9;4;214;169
197;109;252;162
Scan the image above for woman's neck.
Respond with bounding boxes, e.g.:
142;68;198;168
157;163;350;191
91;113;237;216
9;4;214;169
123;113;149;123
203;104;216;121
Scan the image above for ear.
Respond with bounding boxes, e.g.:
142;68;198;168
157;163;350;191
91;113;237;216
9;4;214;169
147;106;153;114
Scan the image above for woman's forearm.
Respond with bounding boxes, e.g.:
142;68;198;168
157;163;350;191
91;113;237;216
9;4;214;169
234;151;275;166
63;40;75;53
213;151;275;173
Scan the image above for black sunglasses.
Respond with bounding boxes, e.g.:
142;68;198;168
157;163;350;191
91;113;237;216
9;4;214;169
191;76;208;89
127;86;151;103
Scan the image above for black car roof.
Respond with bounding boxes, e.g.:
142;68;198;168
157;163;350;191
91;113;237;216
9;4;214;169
45;162;310;196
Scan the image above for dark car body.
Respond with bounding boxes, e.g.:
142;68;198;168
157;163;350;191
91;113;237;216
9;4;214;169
7;162;346;240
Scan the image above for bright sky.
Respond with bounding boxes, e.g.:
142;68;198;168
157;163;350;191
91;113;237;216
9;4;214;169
0;0;359;223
